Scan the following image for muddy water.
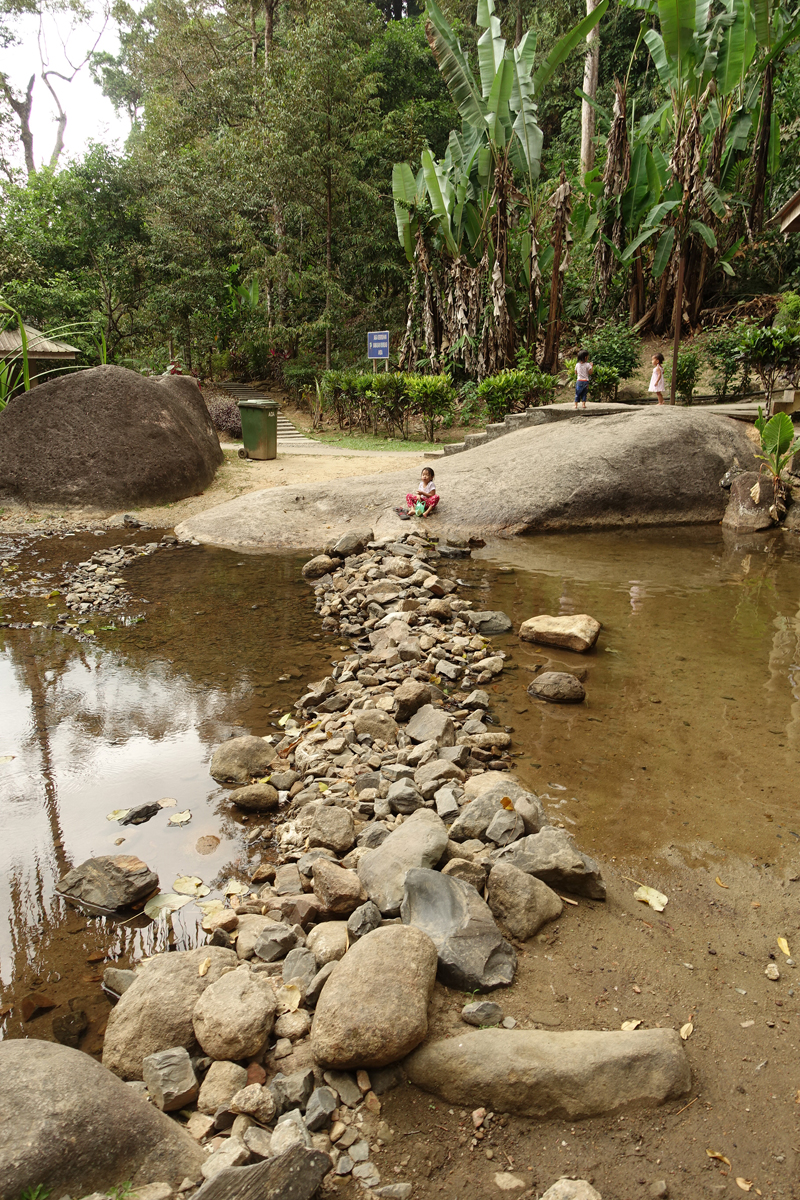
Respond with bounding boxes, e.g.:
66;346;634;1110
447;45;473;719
1;525;800;1046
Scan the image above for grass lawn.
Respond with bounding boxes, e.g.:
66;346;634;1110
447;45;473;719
308;430;446;452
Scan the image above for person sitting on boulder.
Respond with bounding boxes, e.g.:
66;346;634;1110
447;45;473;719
397;466;439;519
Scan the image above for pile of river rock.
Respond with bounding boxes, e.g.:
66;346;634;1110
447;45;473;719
38;528;690;1200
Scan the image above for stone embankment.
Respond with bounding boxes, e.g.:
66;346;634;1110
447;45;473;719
3;527;691;1200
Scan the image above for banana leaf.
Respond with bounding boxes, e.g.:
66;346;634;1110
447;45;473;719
425;0;487;132
532;0;609;96
392;162;420;261
477;2;507;101
657;0;697;59
653;226;675;277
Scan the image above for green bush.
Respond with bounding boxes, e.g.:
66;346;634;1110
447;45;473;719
706;322;751;399
583;322;641;389
406;373;456;441
590;363;620;402
282;359;319;402
774;291;800;335
667;350;702;404
477;369;530;422
732;325;800;408
365;372;412;437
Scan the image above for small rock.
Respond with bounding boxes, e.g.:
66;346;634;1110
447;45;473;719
309;807;355;855
518;614;601;654
210;735;276;785
142;1047;198;1112
102;966;138;996
497;827;605;900
228;782;279;812
323;1069;363;1108
312;859;365;915
462;1000;504;1027
394;679;432;722
302;554;339;580
487;862;563;940
387;778;425;815
52;1009;88;1048
353;1161;381;1187
405;705;456;747
336;1155;354;1176
197;1061;248;1115
56;855;158;912
765;963;781;980
441;858;486;891
347;901;382;942
527;672;586;704
494;1172;525;1191
466;611;513;635
375;1186;412;1200
270;1112;312;1155
271;1070;315;1114
539;1181;603;1200
348;1139;370;1163
306;961;337;1007
192;966;276;1060
253;923;298;962
305;1085;338;1131
230;1082;277;1124
187;1111;216;1140
357;809;448;916
129;1185;173;1200
243;1124;274;1158
353;709;399;744
274;1010;312;1042
485;809;525;846
200;1136;250;1180
649;1183;669;1199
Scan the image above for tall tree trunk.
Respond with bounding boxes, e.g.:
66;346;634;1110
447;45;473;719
750;62;774;233
669;247;686;405
249;1;258;68
325;161;332;371
264;0;278;74
580;0;600;180
1;74;36;175
542;170;571;374
514;0;523;46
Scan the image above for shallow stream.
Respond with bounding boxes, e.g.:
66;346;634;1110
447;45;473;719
1;524;799;1046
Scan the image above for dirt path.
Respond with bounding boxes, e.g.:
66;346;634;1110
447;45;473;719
0;446;430;535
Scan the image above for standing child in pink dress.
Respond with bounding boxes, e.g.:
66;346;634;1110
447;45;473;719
649;353;665;405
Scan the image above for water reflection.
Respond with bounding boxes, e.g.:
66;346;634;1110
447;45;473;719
0;542;332;1038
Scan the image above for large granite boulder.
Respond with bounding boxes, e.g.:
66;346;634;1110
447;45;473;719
210;735;276;785
56;855;157;912
0;1040;204;1197
400;867;516;992
405;1028;690;1118
311;925;437;1069
0;366;222;507
176;407;758;548
102;946;239;1079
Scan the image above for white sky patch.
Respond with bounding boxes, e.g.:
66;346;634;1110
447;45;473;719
2;9;131;171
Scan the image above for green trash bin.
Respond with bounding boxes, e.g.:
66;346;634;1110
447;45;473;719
238;398;279;460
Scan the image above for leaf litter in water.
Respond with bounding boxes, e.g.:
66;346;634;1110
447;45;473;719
224;878;249;896
158;797;178;808
0;755;15;764
168;810;192;826
196;899;226;917
634;885;668;912
143;893;192;920
196;835;220;855
173;876;208;897
107;809;131;822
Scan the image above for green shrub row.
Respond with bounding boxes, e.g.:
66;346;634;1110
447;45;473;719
315;370;457;441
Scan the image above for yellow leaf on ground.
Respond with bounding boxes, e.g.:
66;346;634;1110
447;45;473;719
706;1151;731;1167
198;957;211;977
621;1019;642;1031
777;936;791;957
634;885;668;912
500;796;515;810
173;876;204;896
680;1022;694;1040
715;876;729;889
735;1179;753;1192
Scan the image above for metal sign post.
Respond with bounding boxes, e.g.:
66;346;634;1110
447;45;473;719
368;331;390;373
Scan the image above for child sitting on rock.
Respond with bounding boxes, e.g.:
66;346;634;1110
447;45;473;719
397;466;439;519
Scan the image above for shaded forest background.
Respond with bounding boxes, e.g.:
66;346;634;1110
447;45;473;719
2;0;800;386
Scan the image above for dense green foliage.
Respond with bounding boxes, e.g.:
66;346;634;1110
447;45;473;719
2;0;800;391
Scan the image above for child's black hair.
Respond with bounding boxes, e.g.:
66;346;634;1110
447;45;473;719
654;352;664;364
577;350;588;362
422;466;435;479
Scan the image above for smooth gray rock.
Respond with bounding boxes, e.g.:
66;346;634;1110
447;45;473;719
438;744;471;767
387;777;425;814
191;1145;331;1200
270;1070;315;1114
228;782;279;811
357;821;391;849
302;554;339;580
414;758;465;800
528;671;586;704
311;925;437;1069
0;1040;204;1197
323;1070;363;1108
192;967;276;1061
393;679;432;721
357;808;448;916
210;736;276;785
496;827;606;900
308;806;355;855
540;1181;603;1200
142;1046;199;1111
382;763;416;783
448;793;505;843
487;861;563;940
352;709;399;744
464;689;491;708
176;408;757;550
347;900;382;941
466;610;513;634
253;923;298;962
102;947;239;1080
282;947;318;991
405;1028;691;1118
405;705;456;746
400;867;516;992
103;966;138;996
305;1086;338;1131
461;1000;504;1027
306;961;337;1007
434;787;461;822
56;855;158;913
485;808;525;846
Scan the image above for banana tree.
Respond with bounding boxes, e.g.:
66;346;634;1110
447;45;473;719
392;0;608;378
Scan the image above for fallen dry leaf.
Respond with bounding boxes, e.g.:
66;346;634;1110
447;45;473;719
195;835;220;855
680;1022;694;1040
751;901;761;908
106;808;130;822
173;875;204;896
167;810;192;826
707;1151;732;1168
500;796;515;810
634;884;668;912
777;936;791;957
158;797;177;808
736;1179;753;1192
0;754;15;764
224;878;249;896
715;876;729;889
198;957;211;977
621;1019;642;1031
750;480;761;503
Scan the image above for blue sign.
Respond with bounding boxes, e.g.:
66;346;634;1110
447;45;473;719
368;330;390;359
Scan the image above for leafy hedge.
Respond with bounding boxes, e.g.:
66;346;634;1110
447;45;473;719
206;396;242;438
476;365;556;422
